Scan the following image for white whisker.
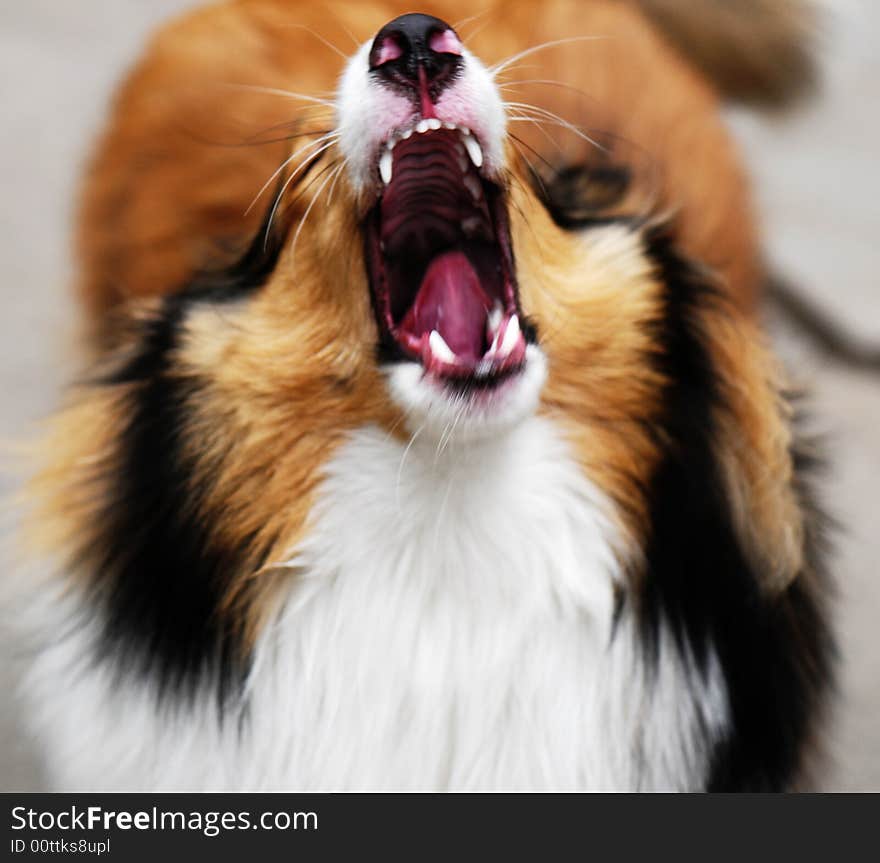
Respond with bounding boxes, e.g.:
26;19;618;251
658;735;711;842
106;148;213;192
489;35;609;78
435;418;454;465
396;423;425;513
337;21;361;50
455;10;494;43
498;79;594;100
507;112;566;156
491;62;543;81
246;133;339;216
286;24;349;61
453;11;491;33
436;401;466;460
224;83;336;108
263;143;339;246
286;162;343;265
324;160;347;207
505;101;607;153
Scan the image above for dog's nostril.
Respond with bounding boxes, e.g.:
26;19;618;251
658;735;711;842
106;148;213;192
369;12;463;100
427;28;462;57
373;35;404;67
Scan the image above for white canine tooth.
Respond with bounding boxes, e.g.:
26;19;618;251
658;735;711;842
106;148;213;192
487;304;503;336
488;329;501;356
462;132;483;168
401;128;413;140
379;148;393;184
416;119;429;134
427;118;441;130
429;330;457;364
443;121;456;129
498;314;521;357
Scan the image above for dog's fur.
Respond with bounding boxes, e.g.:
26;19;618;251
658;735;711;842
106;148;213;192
16;0;831;790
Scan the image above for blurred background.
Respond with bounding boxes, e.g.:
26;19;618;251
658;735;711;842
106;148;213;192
0;0;877;790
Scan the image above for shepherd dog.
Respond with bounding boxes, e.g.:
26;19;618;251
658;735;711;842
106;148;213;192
15;0;832;790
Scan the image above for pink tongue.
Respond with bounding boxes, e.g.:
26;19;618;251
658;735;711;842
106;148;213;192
399;251;491;361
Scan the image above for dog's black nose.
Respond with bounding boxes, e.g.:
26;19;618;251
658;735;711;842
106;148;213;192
369;13;463;106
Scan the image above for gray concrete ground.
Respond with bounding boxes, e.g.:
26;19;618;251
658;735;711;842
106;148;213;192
1;1;877;790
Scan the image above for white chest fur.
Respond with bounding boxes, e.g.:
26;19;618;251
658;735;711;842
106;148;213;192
26;417;728;790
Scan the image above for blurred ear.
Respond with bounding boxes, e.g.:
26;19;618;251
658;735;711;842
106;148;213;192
636;0;819;108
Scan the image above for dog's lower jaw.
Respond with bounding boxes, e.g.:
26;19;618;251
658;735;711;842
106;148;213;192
383;344;548;441
21;415;729;791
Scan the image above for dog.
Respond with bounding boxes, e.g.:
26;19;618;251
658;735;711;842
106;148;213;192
16;0;832;790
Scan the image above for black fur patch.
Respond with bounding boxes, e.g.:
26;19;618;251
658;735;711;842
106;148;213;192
539;163;632;228
525;156;633;229
637;228;833;791
78;208;291;705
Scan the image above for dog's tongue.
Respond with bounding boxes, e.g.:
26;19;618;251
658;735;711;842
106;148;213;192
399;251;491;361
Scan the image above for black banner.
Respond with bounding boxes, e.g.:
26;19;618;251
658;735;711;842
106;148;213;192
2;793;873;859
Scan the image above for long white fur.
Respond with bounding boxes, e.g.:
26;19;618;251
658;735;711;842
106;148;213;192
21;416;729;790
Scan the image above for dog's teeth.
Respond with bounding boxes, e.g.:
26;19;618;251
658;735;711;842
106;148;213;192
498;314;521;357
426;118;441;130
462;215;489;239
463;174;482;201
379;149;393;184
416;119;430;134
462;131;483;168
401;128;413;140
487;303;503;337
429;330;457;364
443;121;456;130
488;328;501;356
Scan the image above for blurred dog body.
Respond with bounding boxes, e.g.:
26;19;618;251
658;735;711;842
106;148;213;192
18;0;831;790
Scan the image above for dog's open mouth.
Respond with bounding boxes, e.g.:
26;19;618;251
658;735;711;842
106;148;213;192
364;123;526;384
